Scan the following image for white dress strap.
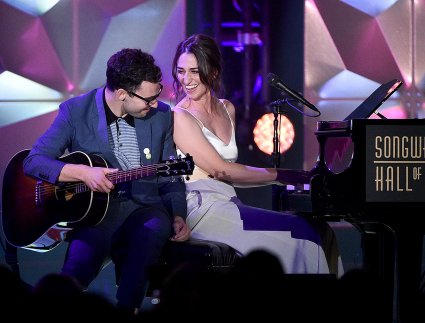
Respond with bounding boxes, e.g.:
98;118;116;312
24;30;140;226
219;99;234;129
173;106;204;128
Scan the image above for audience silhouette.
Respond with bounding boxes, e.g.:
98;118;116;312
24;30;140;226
0;264;31;319
1;249;393;322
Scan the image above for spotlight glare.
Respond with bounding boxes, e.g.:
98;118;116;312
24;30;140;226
253;113;295;155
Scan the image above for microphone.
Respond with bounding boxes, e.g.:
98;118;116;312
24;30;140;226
267;73;320;114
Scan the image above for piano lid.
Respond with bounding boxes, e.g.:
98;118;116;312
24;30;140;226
315;79;403;134
343;79;403;121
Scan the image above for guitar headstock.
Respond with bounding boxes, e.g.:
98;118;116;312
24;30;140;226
157;154;194;178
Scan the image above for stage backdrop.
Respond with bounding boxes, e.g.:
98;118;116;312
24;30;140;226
303;0;425;169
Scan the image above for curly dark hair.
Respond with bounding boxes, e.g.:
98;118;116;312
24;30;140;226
106;48;162;92
172;34;223;101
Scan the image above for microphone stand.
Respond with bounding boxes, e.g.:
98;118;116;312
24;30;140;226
270;98;288;168
272;109;280;168
270;99;288;211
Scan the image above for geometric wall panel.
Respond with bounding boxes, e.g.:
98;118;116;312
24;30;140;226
1;0;60;16
0;0;185;95
81;0;184;95
342;0;398;16
0;102;60;127
0;71;63;100
303;0;425;169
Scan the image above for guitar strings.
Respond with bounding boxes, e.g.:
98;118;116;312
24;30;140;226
35;164;167;195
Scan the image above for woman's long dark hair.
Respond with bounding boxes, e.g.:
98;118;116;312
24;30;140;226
172;34;223;102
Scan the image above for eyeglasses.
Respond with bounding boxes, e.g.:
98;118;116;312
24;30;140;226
129;84;163;105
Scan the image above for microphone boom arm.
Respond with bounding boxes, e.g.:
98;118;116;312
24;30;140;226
267;73;321;116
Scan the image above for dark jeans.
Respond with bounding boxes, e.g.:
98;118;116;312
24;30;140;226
61;200;172;309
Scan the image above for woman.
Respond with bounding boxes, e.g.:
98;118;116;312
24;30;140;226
171;33;342;275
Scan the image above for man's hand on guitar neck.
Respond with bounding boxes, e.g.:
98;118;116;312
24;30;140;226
59;163;118;193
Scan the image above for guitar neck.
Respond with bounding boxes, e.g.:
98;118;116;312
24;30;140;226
106;165;157;185
63;154;192;193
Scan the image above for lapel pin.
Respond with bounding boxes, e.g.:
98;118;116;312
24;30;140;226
143;148;151;160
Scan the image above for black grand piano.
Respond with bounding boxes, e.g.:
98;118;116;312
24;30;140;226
284;79;425;323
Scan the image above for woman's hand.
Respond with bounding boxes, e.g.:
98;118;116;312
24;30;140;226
276;169;312;185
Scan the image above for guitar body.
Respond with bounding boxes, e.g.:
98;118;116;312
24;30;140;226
2;149;193;252
2;150;109;251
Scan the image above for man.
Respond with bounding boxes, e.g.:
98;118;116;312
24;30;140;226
23;48;190;313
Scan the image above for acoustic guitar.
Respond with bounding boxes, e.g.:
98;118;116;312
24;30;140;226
2;149;194;252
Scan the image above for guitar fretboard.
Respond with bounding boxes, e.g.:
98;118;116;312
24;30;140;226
107;165;158;184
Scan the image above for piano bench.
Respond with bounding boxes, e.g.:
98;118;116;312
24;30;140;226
146;239;241;296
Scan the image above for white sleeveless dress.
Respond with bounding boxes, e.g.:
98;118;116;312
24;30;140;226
175;103;343;275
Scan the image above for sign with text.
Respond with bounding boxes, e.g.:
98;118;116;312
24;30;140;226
366;125;425;202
